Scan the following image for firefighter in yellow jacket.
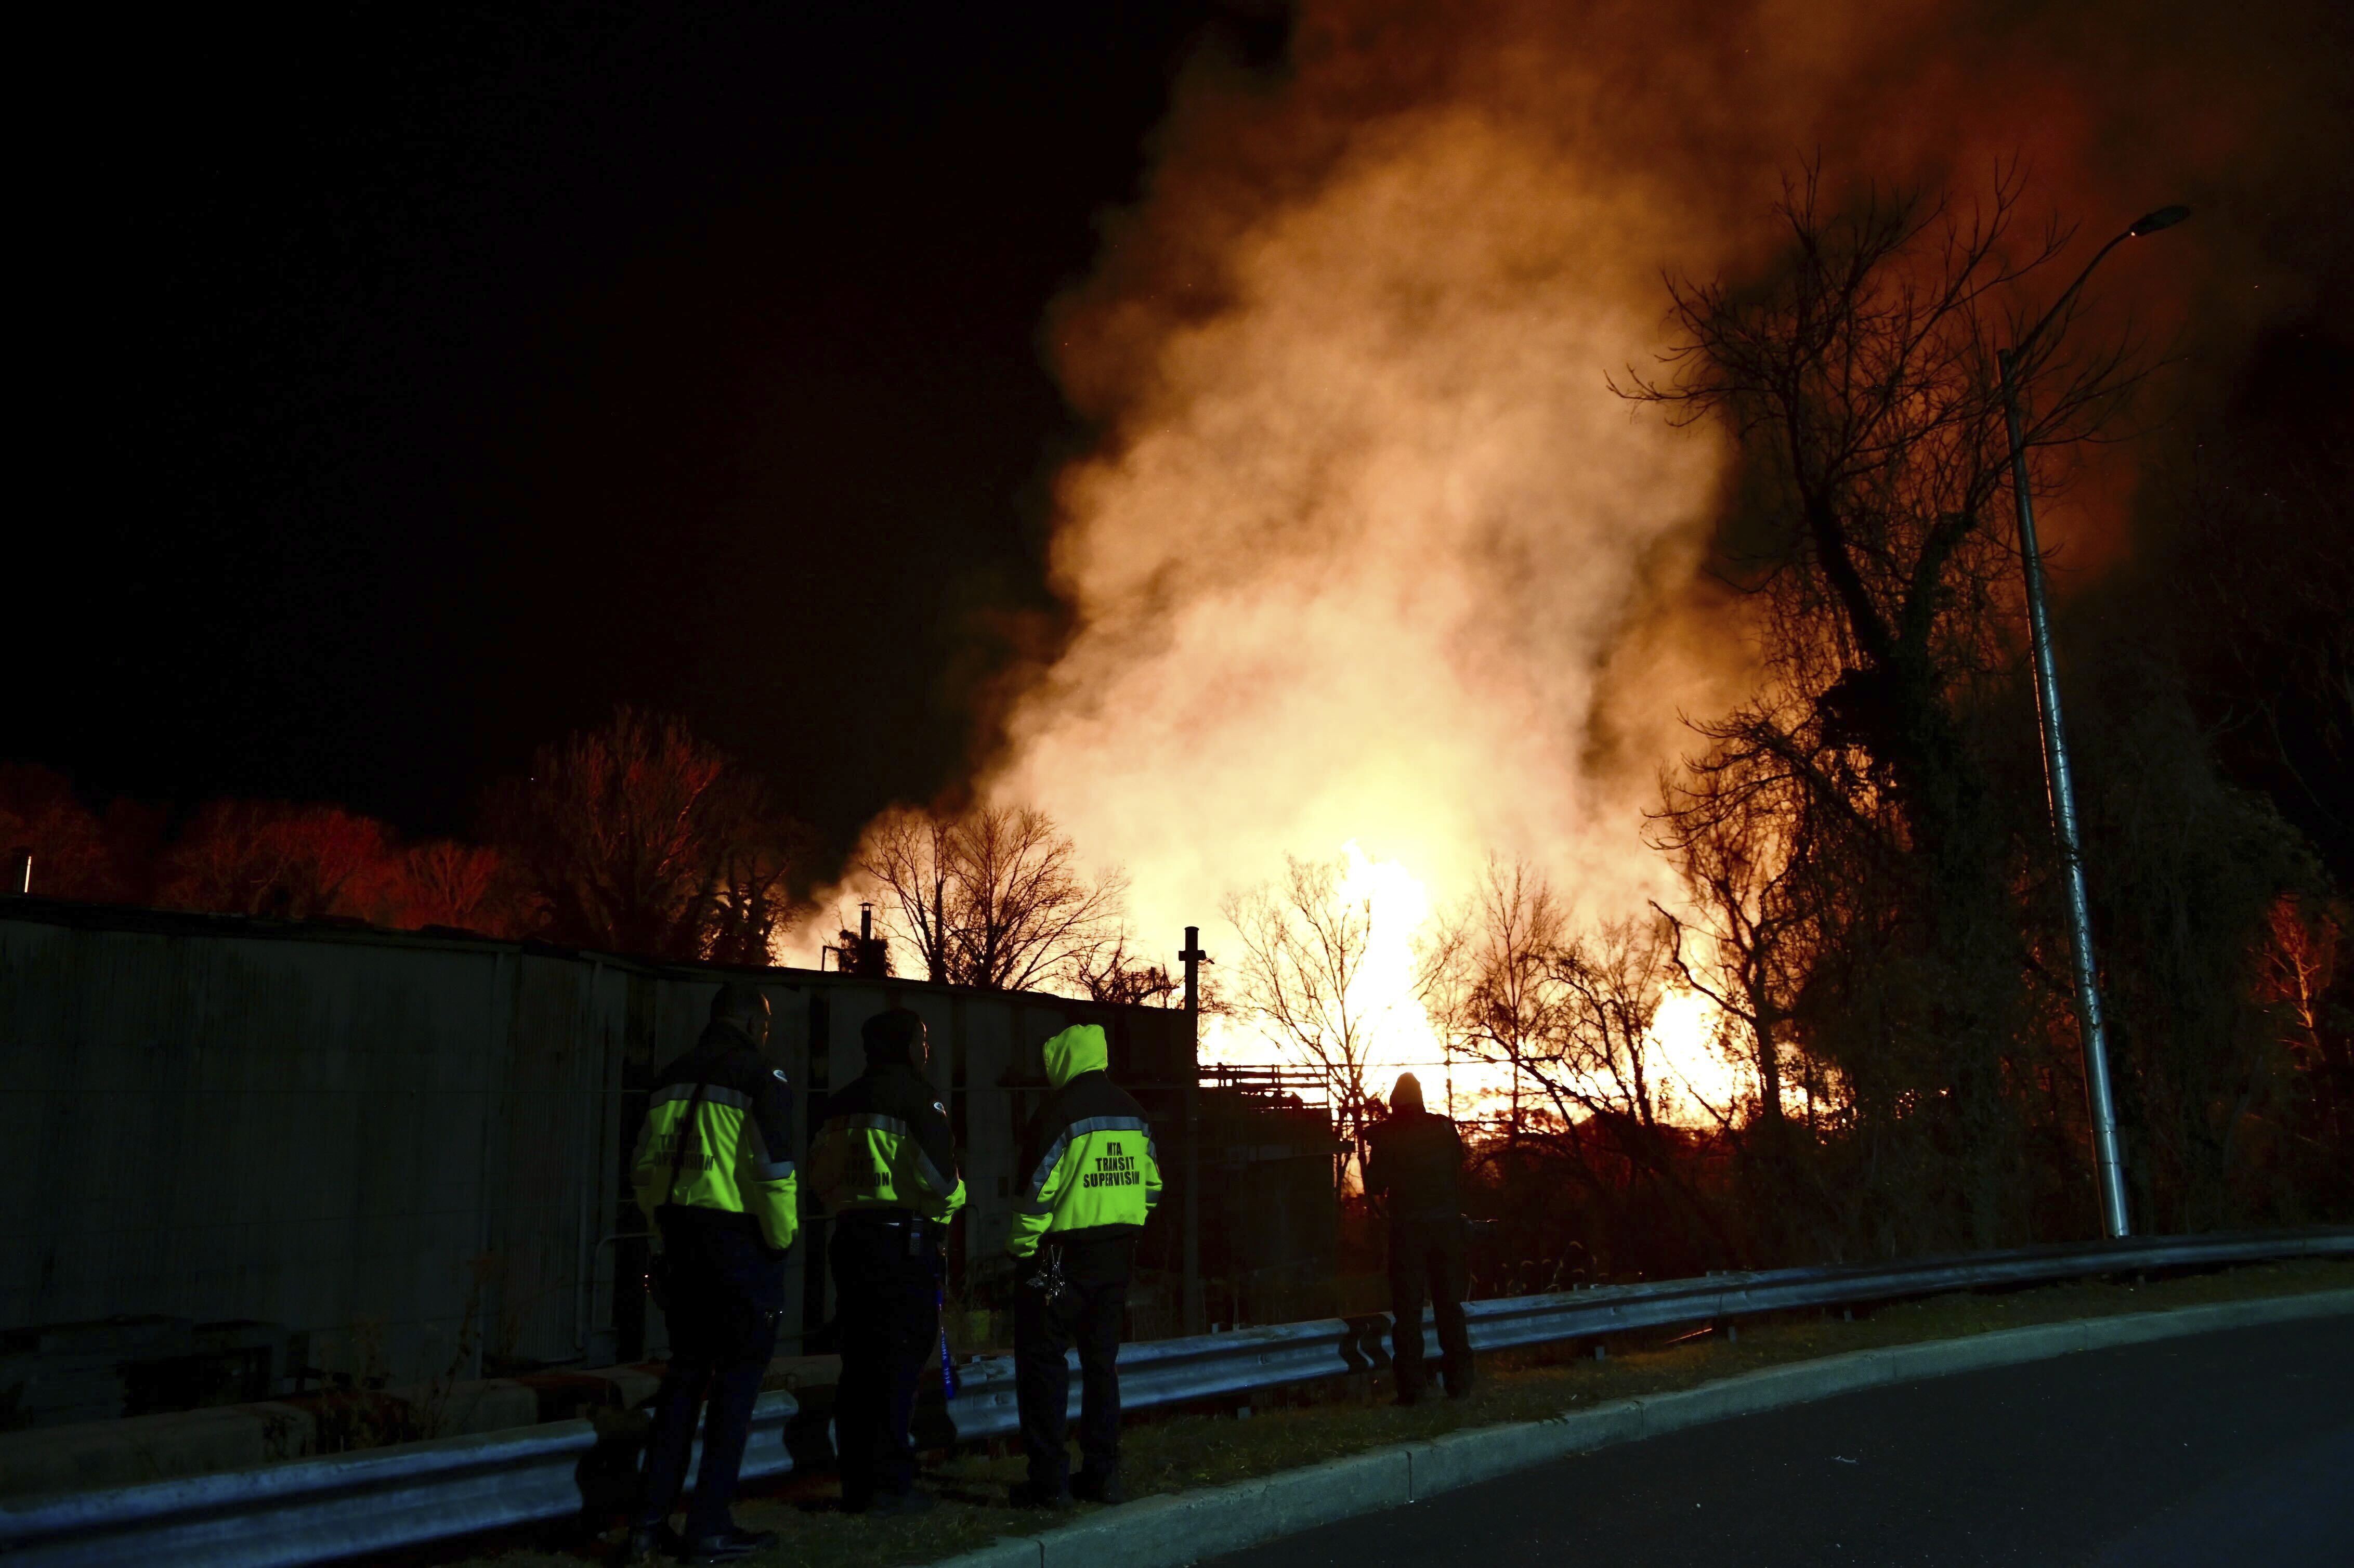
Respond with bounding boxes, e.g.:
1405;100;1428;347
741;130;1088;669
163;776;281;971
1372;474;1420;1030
1005;1023;1162;1508
808;1008;965;1514
623;983;796;1566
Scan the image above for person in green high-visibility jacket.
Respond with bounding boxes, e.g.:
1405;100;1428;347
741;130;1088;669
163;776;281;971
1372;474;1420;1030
1005;1022;1162;1509
808;1008;965;1516
622;983;795;1566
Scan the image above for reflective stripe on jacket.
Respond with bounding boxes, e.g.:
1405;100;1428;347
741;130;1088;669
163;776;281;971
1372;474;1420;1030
631;1023;798;1252
1008;1024;1163;1260
809;1063;966;1224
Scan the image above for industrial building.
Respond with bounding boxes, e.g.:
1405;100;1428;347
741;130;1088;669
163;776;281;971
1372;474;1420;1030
0;897;1336;1430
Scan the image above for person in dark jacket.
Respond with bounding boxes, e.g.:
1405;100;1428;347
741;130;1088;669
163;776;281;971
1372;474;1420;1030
1005;1023;1163;1508
1362;1072;1472;1404
807;1008;965;1515
622;983;795;1565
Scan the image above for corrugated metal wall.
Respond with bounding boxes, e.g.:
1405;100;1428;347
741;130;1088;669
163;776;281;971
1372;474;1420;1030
0;900;1196;1387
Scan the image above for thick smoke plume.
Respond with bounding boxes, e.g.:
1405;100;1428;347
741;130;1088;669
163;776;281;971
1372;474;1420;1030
913;2;2342;1082
995;110;1728;946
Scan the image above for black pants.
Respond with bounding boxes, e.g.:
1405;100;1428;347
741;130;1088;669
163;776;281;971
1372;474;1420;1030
1388;1214;1472;1397
830;1216;941;1505
635;1208;786;1539
1013;1235;1131;1491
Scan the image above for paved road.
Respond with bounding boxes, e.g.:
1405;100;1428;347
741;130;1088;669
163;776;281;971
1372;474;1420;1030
1207;1316;2353;1567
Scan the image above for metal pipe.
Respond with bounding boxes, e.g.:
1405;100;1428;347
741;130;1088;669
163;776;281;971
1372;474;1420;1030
1181;926;1208;1334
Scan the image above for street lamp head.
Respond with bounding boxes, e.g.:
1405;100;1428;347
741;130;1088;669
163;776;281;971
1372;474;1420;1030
2128;204;2191;237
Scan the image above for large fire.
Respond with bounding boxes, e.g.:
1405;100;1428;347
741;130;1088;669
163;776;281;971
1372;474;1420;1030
978;64;1737;1115
800;0;2291;1126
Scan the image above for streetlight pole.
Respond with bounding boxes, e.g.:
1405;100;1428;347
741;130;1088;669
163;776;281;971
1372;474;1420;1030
1997;203;2188;1240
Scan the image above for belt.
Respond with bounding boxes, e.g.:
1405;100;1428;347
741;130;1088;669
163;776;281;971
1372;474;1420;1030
837;1209;935;1232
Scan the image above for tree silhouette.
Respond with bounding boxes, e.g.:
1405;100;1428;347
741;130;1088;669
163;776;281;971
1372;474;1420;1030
160;801;404;922
486;707;802;962
1223;854;1384;1151
859;804;1123;991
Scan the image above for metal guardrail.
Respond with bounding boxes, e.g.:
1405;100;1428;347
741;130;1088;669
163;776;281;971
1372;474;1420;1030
1450;1227;2354;1357
4;1229;2347;1565
0;1392;797;1568
938;1227;2354;1439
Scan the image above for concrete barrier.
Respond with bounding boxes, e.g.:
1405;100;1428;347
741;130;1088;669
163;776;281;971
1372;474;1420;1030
0;1378;543;1499
0;1343;839;1504
0;1403;318;1498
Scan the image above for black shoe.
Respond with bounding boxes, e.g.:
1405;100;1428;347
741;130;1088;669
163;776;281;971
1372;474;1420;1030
681;1526;776;1564
1445;1381;1474;1401
1008;1479;1073;1510
1392;1388;1423;1407
1071;1470;1124;1505
861;1488;937;1518
619;1524;684;1564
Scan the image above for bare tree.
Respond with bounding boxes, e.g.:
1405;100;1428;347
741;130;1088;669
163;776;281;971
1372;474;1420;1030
1620;167;2161;1249
1419;859;1571;1136
2257;895;2348;1166
1426;886;1684;1136
0;766;124;902
1073;931;1183;1008
1647;749;1815;1136
486;708;803;962
1549;918;1684;1133
160;801;403;922
1422;869;1743;1259
1222;854;1386;1146
1617;166;2147;879
397;840;520;935
859;804;1124;992
705;825;806;966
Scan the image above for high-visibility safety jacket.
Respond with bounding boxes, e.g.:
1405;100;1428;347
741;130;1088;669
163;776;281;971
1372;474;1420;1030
631;1021;799;1253
1007;1024;1162;1261
808;1062;966;1224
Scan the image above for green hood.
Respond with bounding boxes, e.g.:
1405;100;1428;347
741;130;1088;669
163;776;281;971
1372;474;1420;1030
1041;1023;1108;1089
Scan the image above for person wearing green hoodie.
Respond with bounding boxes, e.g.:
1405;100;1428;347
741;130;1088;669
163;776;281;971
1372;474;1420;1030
1005;1022;1162;1507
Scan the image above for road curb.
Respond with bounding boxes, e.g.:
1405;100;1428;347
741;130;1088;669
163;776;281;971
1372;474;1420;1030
931;1287;2354;1568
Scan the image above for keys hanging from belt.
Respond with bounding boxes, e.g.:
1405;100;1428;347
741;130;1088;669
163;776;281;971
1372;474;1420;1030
1023;1242;1071;1310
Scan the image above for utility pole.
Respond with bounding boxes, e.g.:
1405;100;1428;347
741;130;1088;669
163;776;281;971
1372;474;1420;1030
1997;202;2188;1240
1180;925;1209;1333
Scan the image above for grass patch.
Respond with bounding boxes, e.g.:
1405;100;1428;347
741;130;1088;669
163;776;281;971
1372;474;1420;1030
436;1259;2353;1568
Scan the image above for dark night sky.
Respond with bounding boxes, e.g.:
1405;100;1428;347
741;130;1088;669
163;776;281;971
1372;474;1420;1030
17;4;1278;857
14;2;2348;877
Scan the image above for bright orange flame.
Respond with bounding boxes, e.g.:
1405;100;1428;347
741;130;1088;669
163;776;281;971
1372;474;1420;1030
804;0;2270;1127
987;114;1736;1066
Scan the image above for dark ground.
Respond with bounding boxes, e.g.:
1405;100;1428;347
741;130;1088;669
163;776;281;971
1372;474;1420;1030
1206;1317;2354;1568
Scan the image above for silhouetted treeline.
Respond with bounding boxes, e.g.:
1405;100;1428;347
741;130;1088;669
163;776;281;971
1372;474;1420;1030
1423;176;2352;1281
1;708;812;965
